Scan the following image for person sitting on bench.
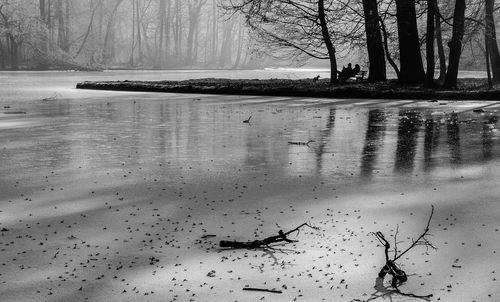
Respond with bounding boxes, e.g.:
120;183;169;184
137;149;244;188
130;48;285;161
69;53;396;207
339;63;363;82
338;63;353;82
352;64;360;77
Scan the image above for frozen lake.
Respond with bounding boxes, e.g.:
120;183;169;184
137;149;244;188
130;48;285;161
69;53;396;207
1;70;498;186
0;70;499;302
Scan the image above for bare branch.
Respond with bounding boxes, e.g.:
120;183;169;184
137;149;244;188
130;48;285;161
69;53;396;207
394;205;435;261
220;222;319;250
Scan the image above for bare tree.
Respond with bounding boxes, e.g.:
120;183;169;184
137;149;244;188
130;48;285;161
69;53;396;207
444;0;466;88
222;0;340;84
426;0;435;87
102;0;124;65
362;0;386;82
155;0;167;68
435;2;447;83
395;0;425;84
186;0;207;65
485;0;500;84
219;14;235;67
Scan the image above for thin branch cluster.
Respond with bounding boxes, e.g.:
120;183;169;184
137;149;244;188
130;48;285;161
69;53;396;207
373;205;436;299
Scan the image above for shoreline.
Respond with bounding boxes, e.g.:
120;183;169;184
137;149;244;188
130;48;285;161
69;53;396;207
76;78;500;100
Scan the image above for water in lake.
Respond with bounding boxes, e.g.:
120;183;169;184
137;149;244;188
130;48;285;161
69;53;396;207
0;70;499;187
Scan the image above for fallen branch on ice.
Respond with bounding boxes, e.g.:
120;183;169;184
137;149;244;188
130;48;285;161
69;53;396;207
220;222;318;249
242;287;282;294
373;205;436;299
288;140;315;146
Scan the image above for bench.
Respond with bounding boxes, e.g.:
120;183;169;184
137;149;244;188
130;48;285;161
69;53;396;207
355;70;367;82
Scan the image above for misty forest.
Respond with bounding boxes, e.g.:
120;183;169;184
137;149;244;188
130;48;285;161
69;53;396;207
0;0;259;71
0;0;499;86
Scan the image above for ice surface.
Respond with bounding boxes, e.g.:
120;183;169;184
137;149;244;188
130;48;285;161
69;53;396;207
0;71;498;301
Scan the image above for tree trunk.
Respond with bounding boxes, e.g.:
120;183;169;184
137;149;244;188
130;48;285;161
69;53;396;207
175;0;180;59
444;0;465;88
362;0;386;82
435;3;446;83
212;0;218;63
98;1;104;42
194;20;199;63
486;32;493;89
56;0;66;51
40;0;46;22
174;0;181;59
140;13;152;62
0;38;5;69
136;0;143;65
204;10;210;64
48;0;53;50
186;3;196;65
395;0;425;84
9;36;19;70
129;0;136;66
75;0;100;58
379;16;400;79
39;0;49;53
65;0;70;51
164;0;171;67
485;0;500;84
425;0;435;87
219;19;234;66
156;0;166;68
47;0;55;50
319;0;337;84
232;16;243;69
103;0;124;65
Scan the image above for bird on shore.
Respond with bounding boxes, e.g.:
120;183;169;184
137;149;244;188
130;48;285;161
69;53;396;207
243;114;252;124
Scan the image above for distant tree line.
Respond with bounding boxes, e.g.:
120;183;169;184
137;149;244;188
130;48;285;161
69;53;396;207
0;0;257;71
223;0;500;87
1;0;498;88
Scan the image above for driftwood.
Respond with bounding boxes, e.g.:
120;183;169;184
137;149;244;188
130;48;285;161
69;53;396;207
220;222;317;249
243;287;282;294
373;206;435;299
288;140;315;146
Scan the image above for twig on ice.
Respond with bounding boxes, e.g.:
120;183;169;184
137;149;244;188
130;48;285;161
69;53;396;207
288;140;315;147
394;205;436;261
373;205;435;299
220;222;319;249
243;287;282;294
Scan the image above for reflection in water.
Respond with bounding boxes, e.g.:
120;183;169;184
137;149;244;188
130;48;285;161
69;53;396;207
394;110;422;174
447;113;461;165
482;123;494;161
314;108;336;173
423;118;440;172
1;94;500;185
481;115;498;162
360;109;386;179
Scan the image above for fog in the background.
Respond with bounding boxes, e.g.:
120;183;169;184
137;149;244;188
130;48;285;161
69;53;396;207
0;0;495;72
